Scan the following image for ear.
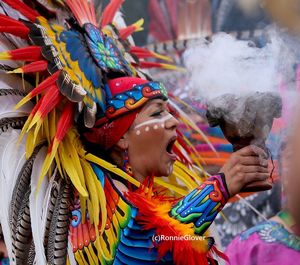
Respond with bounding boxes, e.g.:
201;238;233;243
115;134;129;150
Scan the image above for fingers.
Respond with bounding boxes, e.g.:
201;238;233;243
244;172;270;183
238;145;268;158
242;165;269;173
239;156;268;167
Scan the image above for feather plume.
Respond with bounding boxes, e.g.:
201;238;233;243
38;102;75;194
8;60;48;74
0;93;32;119
136;61;185;71
0;46;42;61
14;71;60;110
130;46;173;62
0;14;29;39
0;117;27;134
10;144;43;263
101;0;124;27
27;84;63;131
46;179;71;265
0;130;27;261
29;146;48;264
119;18;144;39
125;189;213;265
65;0;98;27
41;172;61;261
1;0;40;22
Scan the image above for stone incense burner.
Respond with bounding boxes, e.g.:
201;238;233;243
206;92;282;192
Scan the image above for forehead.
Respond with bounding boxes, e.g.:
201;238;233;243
141;99;168;111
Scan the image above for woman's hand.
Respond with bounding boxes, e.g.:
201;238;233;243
220;145;270;197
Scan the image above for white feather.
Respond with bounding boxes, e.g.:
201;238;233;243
0;129;27;262
68;240;77;265
0;73;33;92
29;146;48;265
113;11;135;45
0;94;32;119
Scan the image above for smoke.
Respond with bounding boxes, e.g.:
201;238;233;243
183;31;298;100
183;30;300;156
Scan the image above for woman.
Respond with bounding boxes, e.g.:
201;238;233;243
0;0;270;264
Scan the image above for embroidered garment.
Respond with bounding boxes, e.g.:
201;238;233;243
225;220;300;265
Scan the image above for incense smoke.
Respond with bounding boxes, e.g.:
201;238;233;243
183;31;297;100
183;31;300;157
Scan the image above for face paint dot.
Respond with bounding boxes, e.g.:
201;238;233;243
154;125;158;130
145;126;149;132
136;130;141;135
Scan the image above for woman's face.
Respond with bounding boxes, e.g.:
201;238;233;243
122;99;179;179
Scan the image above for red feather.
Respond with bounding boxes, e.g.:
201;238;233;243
101;0;125;27
12;60;48;73
30;71;60;98
54;101;74;142
36;84;63;119
29;98;43;118
65;0;97;26
0;26;29;39
3;46;42;61
2;0;40;22
119;25;136;40
0;14;29;39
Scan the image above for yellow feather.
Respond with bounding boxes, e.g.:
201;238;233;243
59;142;88;197
18;114;33;143
7;68;23;74
154;178;187;196
74;251;87;265
32;119;43;145
92;169;107;234
80;161;99;235
87;244;100;265
49;109;57;140
132;18;144;31
27;112;42;131
25;129;36;159
171;163;199;190
0;51;10;60
174;161;203;184
85;153;142;189
37;140;59;192
14;94;31;110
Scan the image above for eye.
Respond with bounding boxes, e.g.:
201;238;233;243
151;110;163;117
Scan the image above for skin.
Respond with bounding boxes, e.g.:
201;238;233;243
0;240;7;259
112;98;270;197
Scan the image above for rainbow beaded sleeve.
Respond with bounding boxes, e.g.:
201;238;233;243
170;174;229;235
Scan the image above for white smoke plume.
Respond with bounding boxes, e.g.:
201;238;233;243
183;31;298;100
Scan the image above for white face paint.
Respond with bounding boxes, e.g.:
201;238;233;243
134;113;173;131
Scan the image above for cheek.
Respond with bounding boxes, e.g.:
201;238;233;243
128;125;167;163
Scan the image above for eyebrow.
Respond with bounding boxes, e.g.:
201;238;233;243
143;101;165;112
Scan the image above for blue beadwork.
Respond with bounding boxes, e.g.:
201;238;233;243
241;221;300;251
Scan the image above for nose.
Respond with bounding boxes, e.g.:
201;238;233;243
164;114;179;130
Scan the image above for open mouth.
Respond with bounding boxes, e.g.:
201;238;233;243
166;136;177;157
